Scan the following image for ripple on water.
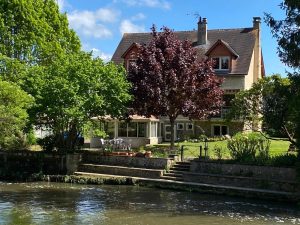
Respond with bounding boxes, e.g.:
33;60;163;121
0;182;299;225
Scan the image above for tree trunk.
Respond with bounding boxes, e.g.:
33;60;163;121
170;118;175;150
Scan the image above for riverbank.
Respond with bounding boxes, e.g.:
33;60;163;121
36;173;300;203
1;150;299;203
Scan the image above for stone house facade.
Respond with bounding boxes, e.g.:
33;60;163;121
104;17;265;146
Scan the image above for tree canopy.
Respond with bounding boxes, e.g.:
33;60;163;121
0;0;80;65
265;0;300;149
33;52;131;151
128;26;224;148
0;80;34;150
0;0;132;151
265;0;300;69
228;74;297;144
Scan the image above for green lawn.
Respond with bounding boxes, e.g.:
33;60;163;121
150;139;291;159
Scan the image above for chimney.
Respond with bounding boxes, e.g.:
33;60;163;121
253;17;261;30
198;17;207;45
253;16;262;81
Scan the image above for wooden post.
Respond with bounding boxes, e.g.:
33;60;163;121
180;145;184;162
199;145;202;158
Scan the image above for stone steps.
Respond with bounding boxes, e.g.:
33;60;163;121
160;175;184;181
162;161;191;181
77;163;163;179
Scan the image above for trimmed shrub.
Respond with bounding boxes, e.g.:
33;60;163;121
227;132;270;162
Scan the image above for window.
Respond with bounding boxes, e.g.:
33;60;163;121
213;125;228;136
186;123;194;130
223;94;235;107
118;122;127;137
106;122;115;138
127;59;136;71
177;123;184;130
127;122;137;137
212;57;230;70
118;122;147;137
138;123;146;137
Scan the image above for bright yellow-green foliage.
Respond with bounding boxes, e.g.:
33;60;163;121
0;0;80;64
0;80;34;149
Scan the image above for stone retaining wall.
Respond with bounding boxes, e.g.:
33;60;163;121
0;151;68;178
183;172;299;192
190;160;297;181
82;152;174;170
78;164;163;179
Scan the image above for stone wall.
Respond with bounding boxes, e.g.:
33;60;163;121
187;160;299;193
190;160;296;180
82;152;174;170
0;150;81;179
78;164;163;179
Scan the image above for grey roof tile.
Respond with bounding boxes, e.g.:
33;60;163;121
112;28;256;75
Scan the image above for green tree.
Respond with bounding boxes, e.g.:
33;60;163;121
0;80;34;150
228;75;296;145
34;52;131;151
0;0;82;146
265;0;300;148
265;1;300;69
128;26;223;149
0;0;80;65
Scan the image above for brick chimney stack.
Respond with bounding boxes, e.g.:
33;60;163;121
253;17;261;30
198;17;207;45
253;17;262;82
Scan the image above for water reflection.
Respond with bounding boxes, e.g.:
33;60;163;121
0;182;299;225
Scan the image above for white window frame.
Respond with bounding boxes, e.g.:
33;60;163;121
186;123;194;131
212;56;230;71
177;123;184;130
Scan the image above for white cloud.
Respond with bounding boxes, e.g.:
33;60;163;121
68;8;120;38
91;48;112;62
119;0;171;9
56;0;64;10
120;20;145;34
131;13;146;21
95;8;120;23
57;0;70;11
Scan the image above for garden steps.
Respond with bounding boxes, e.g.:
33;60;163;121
160;161;191;181
72;172;299;202
77;163;163;179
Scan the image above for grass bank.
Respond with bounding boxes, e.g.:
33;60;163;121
147;139;291;159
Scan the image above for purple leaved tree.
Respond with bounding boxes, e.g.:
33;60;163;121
128;26;224;149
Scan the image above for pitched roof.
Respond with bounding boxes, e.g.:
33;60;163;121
205;39;239;59
111;28;257;75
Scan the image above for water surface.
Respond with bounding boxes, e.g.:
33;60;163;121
0;182;299;225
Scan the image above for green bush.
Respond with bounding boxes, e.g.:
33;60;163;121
26;129;37;145
37;135;55;152
227;132;270;162
213;145;224;160
269;154;298;167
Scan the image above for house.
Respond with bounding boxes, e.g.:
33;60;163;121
94;17;265;147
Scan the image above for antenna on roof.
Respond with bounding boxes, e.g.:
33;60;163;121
186;12;201;20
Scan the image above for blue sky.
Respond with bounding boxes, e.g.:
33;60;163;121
57;0;290;76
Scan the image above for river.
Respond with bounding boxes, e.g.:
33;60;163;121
0;182;299;225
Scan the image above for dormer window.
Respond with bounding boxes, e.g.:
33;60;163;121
212;56;230;70
127;59;136;71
